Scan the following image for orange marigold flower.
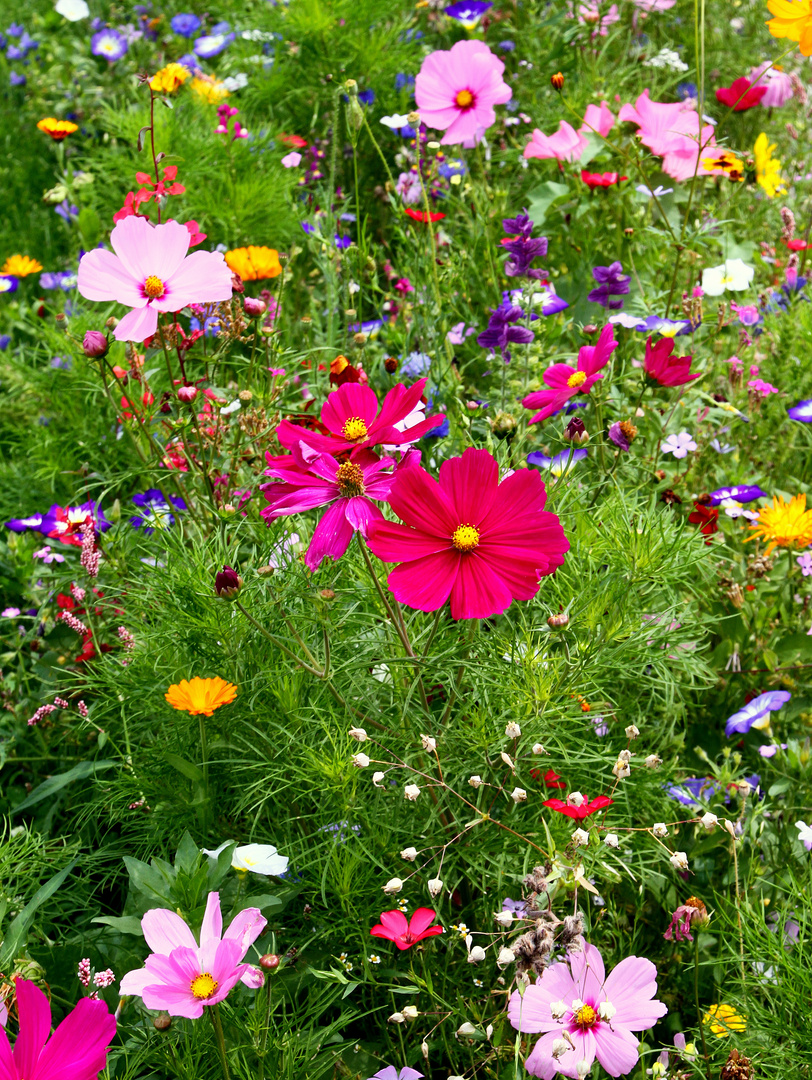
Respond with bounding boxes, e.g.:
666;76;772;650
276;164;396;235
165;676;238;715
747;493;812;554
150;63;190;94
1;254;43;277
224;246;282;281
37;117;79;141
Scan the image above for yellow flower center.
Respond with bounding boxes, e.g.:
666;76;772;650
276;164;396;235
190;972;219;999
574;1004;597;1028
452;524;480;552
342;416;369;441
455;89;474;109
336;460;366;498
567;371;587;388
144;275;165;299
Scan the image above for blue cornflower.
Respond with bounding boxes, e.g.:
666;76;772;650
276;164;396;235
170;13;202;37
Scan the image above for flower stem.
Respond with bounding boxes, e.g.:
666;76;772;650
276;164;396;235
693;934;711;1080
209;1004;231;1080
198;712;210;833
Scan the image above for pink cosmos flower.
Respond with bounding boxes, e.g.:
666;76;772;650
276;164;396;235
415;40;511;146
507;941;667;1079
275;379;443;456
644;336;700;387
619;91;716;181
77;216;233;343
522;324;617;423
632;0;676;10
525;102;614;163
0;978;116;1080
749;63;794;108
119;891;266;1018
370;908;443;950
366;448;569;620
575;1;620;35
260;445;400;570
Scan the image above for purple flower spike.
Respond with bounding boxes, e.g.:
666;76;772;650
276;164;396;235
725;690;791;737
501;210;548;281
477;302;534;363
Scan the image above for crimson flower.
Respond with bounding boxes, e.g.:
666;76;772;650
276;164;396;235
715;77;767;111
688;503;719;543
370;908;443;950
522;324;617;423
275;379;443;456
404;207;446;223
366;448;569;620
530;767;567;788
543;794;613;819
786;238;811;251
581;170;627;188
644;336;700;387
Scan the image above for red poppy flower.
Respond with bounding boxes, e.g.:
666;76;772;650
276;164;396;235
786;238;810;251
715;77;767;112
530;767;567;788
543;795;613;819
370;908;443;950
405;207;446;223
580;170;627;189
688;503;719;543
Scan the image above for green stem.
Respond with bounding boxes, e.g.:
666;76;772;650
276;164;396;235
693;934;711;1080
209;1004;231;1080
198;712;210;833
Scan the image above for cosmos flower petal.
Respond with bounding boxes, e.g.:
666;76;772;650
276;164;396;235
76;248;147;307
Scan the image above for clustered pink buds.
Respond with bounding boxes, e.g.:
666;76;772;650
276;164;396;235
117;626;135;650
59;611;90;636
28;703;56;727
78;958;92;986
54;696;69;709
78;700;89;717
80;519;100;577
93;968;115;988
71;583;86;603
216;103;248;141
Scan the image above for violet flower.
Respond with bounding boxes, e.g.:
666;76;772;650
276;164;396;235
588;261;631;309
502;210;548;281
725;690;791;736
477;301;534;363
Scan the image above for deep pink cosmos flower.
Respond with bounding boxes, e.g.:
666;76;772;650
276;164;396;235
0;978;116;1080
644;336;700;387
415;40;511;146
119;891;266;1018
522;324;617;424
366;448;569;620
275;379;443;456
77;216;233;343
370;909;443;950
260;445;401;570
508;942;667;1079
715;77;767;111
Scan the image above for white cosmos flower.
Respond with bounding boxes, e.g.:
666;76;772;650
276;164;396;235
55;0;90;19
203;841;289;876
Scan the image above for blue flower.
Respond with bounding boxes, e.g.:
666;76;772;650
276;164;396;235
40;271;77;291
193;32;235;58
394;72;415;93
400;352;432;379
130;489;187;534
527;448;588;476
788;399;812;422
725;691;791;737
444;0;492;27
334;234;352;250
55;200;79;223
0;275;18;294
91;28;128;60
498;40;515;52
171;14;203;36
425;416;449;439
677;82;698;101
210;20;231;34
6;23;24;36
9;70;25;86
0;335;10;350
666;777;719;807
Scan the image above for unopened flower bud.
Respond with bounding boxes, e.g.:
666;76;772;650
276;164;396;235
82;330;108;358
505;721;521;738
402;1004;419;1020
456;1022;477;1037
652;822;668;838
551;1038;569;1060
494;909;513;927
469;774;483;788
214;564;243;599
613;759;630;779
383;877;403;894
700;812;718;831
550;71;565;91
407;110;420;125
384;356;399;373
401;847;418;861
572;827;589;846
177;384;198;403
491;410;517;439
618;748;632;763
598;1001;616;1021
421;1041;429;1061
604;833;619;848
349;726;367;742
625;724;640;739
244;296;267;317
372;771;385;786
569;791;585;807
550;999;567;1020
352;753;370;768
259;953;280;970
532;743;546;755
389;1011;406;1024
511;787;527;803
467;945;486;963
153;1013;172;1030
421;733;437;752
497;946;515;966
670;850;689;871
576;1060;591;1079
404;783;421;800
427;877;443;897
645;754;662;769
500;752;515;770
547;611;569;629
564;416;587;442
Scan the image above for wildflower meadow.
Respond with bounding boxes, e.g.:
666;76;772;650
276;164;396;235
2;0;812;1078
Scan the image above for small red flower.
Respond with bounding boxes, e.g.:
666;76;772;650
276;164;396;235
405;207;446;223
786;238;810;251
580;170;627;189
543;795;613;819
688;503;719;543
715;77;767;112
370;908;443;950
280;133;308;148
529;767;567;788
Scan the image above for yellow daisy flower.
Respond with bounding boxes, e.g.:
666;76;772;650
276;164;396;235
190;76;230;104
165;676;238;716
704;1003;746;1037
224;246;282;281
37;117;79;141
754;133;786;198
747;493;812;554
149;63;190;94
766;0;812;54
1;255;43;277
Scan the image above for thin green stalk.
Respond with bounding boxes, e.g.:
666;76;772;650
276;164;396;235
198;712;210;832
209;1004;231;1080
693;934;711;1080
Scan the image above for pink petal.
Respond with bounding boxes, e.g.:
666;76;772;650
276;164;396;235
119;965;155;996
408;907;440;935
305;500;354;570
375;379;426;430
210;938;246;985
156;250;233;310
239;965;265;989
594;1026;641;1077
526;1028;596;1080
224;907;267;954
0;1028;14;1080
387;464;458;536
11;981;50;1080
321;383;379;437
200;891;223;948
571;941;606;989
141;984;202;1018
437;447;498;523
113;304;158;342
602;956;666;1027
344;497;382;535
375;910;409;936
110;216;189;282
77;249;145;307
479;468;547;531
32;998;116;1080
141;907;197;955
386;549;460;612
449;552;514;619
366;520;451;562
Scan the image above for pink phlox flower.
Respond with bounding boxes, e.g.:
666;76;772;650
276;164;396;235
366;447;569;620
522;324;617;423
77;216;233;343
749;63;794;108
260;445;399;570
118;891;267;1018
507;941;667;1079
415;40;511;146
275;378;444;455
0;978;116;1080
281;151;302;168
747;378;779;396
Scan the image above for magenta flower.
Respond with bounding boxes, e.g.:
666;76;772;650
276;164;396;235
77;216;233;343
415;40;511;146
0;978;116;1080
366;448;569;620
260;445;399;570
522;324;617;423
119;891;266;1018
507;941;667;1079
275;378;444;456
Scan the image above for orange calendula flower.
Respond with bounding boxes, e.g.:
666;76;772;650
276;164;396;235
747;493;812;554
224;246;282;281
766;0;812;53
37;117;79;141
1;254;43;277
165;676;238;715
150;63;190;94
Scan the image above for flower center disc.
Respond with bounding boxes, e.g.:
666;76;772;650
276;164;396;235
455;89;474;109
190;972;219;999
342;416;369;441
567;371;587;388
144;274;165;299
452;523;480;552
574;1004;597;1028
336;460;366;498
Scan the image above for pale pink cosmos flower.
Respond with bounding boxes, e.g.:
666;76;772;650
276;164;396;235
78;216;233;343
415;40;511;146
574;1;620;35
619;90;716;181
119;891;266;1018
632;0;676;10
0;978;116;1080
508;942;667;1078
749;63;794;108
525;102;614;163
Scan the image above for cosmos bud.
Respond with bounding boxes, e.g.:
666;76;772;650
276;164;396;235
259;953;280;970
547;611;569;629
564;416;587;443
82;330;108;358
384;356;399;373
214;564;243;599
177;384;198;403
243;296;267;317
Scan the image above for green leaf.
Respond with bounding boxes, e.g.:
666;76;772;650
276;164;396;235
768;780;791;797
243;893;283;913
525;181;570;226
91;915;145;936
175;830;202;874
341;981;359;999
124;856;174;903
164;752;204;783
12;759;117;814
0;862;76;968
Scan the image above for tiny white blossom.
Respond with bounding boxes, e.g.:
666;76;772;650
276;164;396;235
532;743;547;755
505;721;522;739
369;954;381;964
348;281;361;295
618;748;632;763
701;812;719;831
349;726;367;742
485;1024;494;1040
550;999;567;1020
456;1022;477;1037
404;784;421;801
500;751;515;770
511;787;527;803
572;827;590;846
421;733;437;752
427;877;444;898
382;877;403;894
653;823;669;838
670;850;689;871
467;945;486;963
625;724;640;739
496;946;515;966
469;774;484;788
402;1005;419;1020
604;833;619;848
352;753;370;768
400;847;418;861
569;791;585;807
613;759;631;779
645;754;662;769
389;1012;406;1024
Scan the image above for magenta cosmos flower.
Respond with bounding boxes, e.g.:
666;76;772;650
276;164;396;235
415;40;511;146
275;378;443;456
370;908;443;950
119;891;266;1018
260;445;401;570
366;448;569;620
77;216;233;343
508;942;667;1079
522;324;617;424
0;978;116;1080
